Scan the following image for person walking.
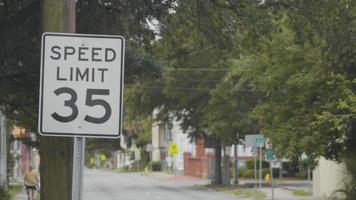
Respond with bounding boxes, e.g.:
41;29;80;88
24;166;39;200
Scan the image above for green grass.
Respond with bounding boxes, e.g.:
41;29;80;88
204;185;266;200
8;185;22;198
34;191;40;200
292;189;312;196
162;169;175;175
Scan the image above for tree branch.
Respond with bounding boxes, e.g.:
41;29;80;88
0;0;40;34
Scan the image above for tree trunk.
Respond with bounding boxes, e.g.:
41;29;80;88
233;144;238;185
222;146;231;185
348;119;356;153
214;143;222;185
40;0;75;199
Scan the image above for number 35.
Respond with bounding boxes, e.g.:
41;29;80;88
51;87;112;124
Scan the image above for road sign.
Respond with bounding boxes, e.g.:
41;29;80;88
245;134;265;147
266;149;274;161
254;136;266;147
135;150;141;161
100;154;107;161
38;32;125;138
169;143;179;155
265;138;273;149
146;144;154;152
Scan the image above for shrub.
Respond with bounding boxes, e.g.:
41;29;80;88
150;161;161;171
239;168;270;178
295;170;308;179
246;159;270;170
0;187;10;200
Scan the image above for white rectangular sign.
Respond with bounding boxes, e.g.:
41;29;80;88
245;134;265;148
38;32;125;138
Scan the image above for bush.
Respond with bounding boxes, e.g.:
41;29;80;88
119;165;130;172
0;187;10;200
239;168;270;178
295;170;308;179
246;159;270;170
150;161;161;171
230;168;248;178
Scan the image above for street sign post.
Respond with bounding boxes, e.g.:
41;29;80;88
0;112;7;189
146;144;154;168
245;134;265;148
146;144;154;153
265;147;275;200
266;149;274;161
71;137;85;200
247;135;264;188
245;134;265;188
39;32;125;138
168;143;179;156
39;32;125;200
168;143;179;178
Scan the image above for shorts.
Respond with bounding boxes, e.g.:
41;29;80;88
25;185;37;190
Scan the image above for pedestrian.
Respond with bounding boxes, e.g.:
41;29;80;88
24;166;39;200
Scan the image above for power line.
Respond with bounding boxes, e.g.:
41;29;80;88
126;85;215;91
164;68;229;71
125;85;248;92
163;78;223;83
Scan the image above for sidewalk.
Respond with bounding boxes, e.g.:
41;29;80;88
147;172;327;200
11;189;27;200
11;189;39;200
259;187;326;200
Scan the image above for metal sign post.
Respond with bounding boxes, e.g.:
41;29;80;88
0;112;7;189
259;146;262;189
269;162;275;200
72;137;85;200
253;148;257;190
266;149;275;200
245;134;265;189
307;165;312;194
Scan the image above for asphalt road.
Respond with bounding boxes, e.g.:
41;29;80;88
83;169;240;200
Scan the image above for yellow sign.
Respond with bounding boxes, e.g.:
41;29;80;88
100;154;107;161
264;174;270;182
169;143;179;155
90;157;95;165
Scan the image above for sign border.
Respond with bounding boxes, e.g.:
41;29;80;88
38;32;125;138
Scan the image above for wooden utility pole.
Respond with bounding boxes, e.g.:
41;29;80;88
40;0;75;199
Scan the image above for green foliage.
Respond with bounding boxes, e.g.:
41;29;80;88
245;159;270;170
8;185;22;198
238;168;270;179
206;185;266;200
293;189;311;196
150;161;162;172
0;186;10;200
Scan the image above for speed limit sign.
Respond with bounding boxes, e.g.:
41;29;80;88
38;33;125;138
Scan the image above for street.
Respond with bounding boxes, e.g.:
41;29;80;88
84;169;238;200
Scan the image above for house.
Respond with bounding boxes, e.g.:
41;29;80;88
113;136;137;169
10;127;40;182
152;118;196;172
151;110;255;177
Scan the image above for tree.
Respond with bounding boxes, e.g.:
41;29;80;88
0;0;176;199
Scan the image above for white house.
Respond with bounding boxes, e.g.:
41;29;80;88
152;118;196;172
